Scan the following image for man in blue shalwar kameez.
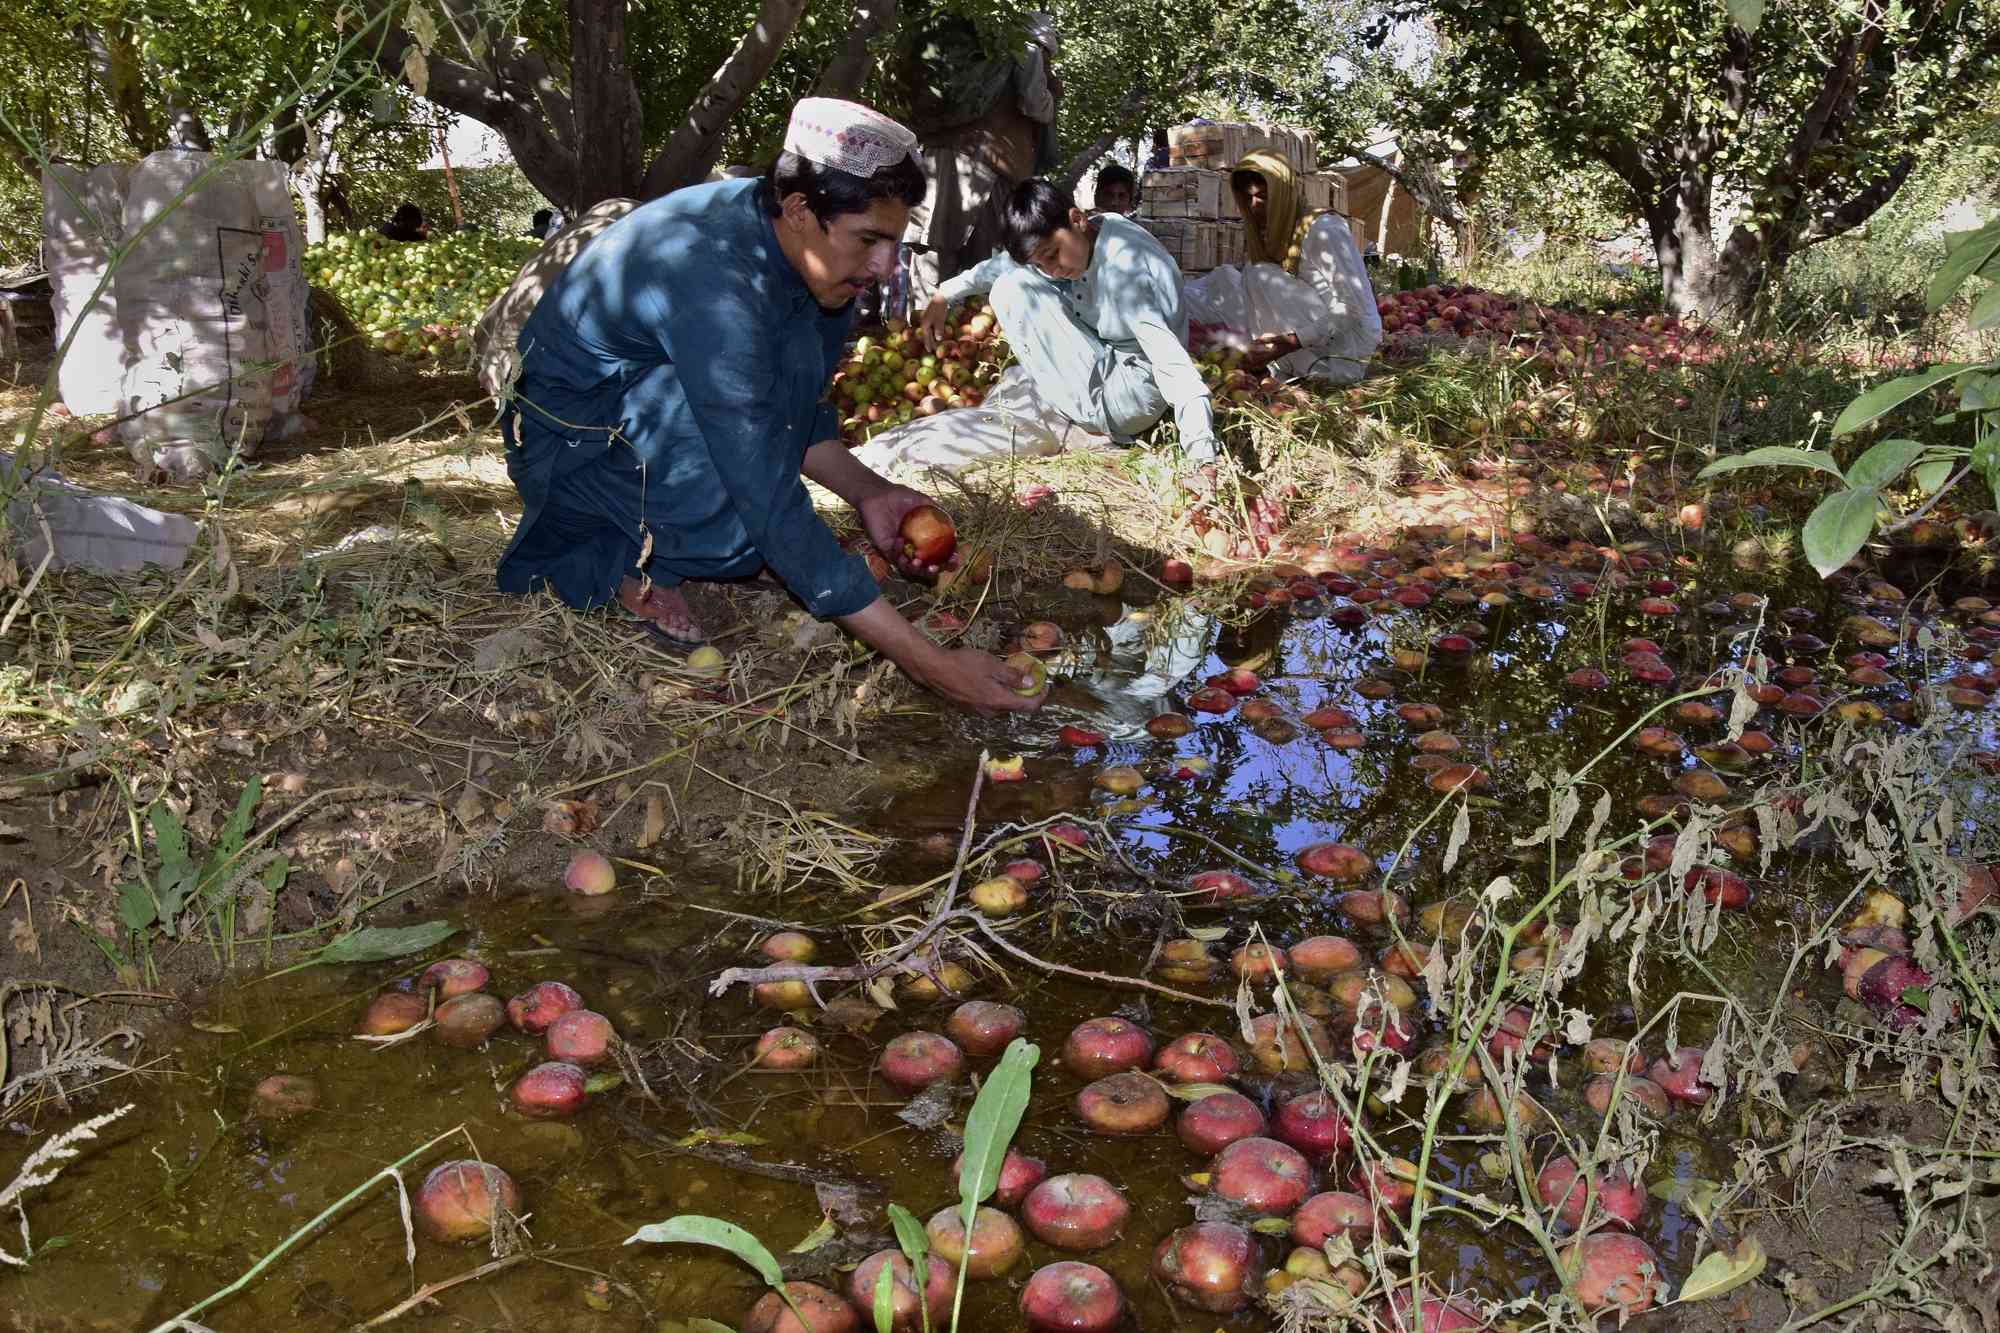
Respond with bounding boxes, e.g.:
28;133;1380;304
499;99;1042;714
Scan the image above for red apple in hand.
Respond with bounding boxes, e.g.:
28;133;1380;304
900;505;957;565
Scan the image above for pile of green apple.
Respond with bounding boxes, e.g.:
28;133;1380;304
833;298;1011;445
306;230;538;363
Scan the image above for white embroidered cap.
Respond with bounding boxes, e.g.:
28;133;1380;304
783;98;921;177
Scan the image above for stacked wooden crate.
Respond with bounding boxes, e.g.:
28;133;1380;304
1134;124;1350;274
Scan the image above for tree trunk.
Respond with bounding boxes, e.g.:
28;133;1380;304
815;0;898;98
1649;208;1764;325
80;24;162;153
638;0;811;197
569;0;646;210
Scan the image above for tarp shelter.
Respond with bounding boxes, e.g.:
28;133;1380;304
1329;153;1423;257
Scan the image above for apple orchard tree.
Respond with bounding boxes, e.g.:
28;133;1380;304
1392;0;2000;323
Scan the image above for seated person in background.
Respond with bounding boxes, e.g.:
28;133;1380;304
379;202;429;242
1092;162;1136;216
1226;151;1381;384
917;179;1219;485
528;208;554;239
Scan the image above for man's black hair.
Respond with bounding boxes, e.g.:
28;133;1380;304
392;202;423;227
1001;178;1078;264
1095;163;1137;194
532;207;552;225
1230;167;1265;195
760;150;926;225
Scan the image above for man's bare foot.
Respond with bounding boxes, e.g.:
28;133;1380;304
618;577;705;645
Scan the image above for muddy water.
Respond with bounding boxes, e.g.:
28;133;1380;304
5;547;1995;1332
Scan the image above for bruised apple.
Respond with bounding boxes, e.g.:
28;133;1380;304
899;505;957;565
416;1160;521;1243
1152;1221;1260;1313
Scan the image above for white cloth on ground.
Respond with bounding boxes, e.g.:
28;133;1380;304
1186;214;1382;385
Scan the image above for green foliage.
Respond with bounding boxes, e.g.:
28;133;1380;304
1701;213;2000;574
1396;0;2000;314
624;1214;808;1325
116;777;287;941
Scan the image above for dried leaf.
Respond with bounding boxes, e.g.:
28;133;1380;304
1678;1236;1766;1303
637;796;667;849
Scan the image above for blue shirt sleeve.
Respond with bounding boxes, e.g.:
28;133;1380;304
651;276;879;620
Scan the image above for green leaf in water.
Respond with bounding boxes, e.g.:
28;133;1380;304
1250;1216;1294;1236
316;921;461;964
624;1215;784;1288
583;1071;625;1094
1900;986;1930;1013
887;1201;930;1270
872;1261;897;1333
950;1037;1038;1327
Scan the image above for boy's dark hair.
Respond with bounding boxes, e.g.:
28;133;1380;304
1001;178;1078;264
1095;163;1137;194
761;150;926;225
1230;167;1264;196
392;202;423;227
532;207;553;226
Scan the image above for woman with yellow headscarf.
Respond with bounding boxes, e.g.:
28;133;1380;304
1223;150;1381;384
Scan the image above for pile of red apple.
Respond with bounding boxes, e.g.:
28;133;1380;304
833;299;1010;446
1376;284;1712;374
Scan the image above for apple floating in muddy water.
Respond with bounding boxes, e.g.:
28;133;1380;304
955;1146;1047;1206
1177;1090;1266;1154
1062;1017;1154;1077
1584;1073;1670;1118
1074;1071;1170;1134
418;958;489;998
1188;869;1253;903
1154;1032;1239;1082
759;931;817;963
545;1009;614;1066
744;1282;857;1333
1537;1155;1646;1229
433;993;505;1049
507;980;583;1034
970;875;1029;915
925;1204;1025;1278
1146;712;1194;737
898;505;956;565
510;1060;589;1118
1647;1046;1714;1103
946;1000;1027;1057
1023;1173;1130;1251
252;1073;319;1118
358;991;429;1036
753;1026;820;1070
1562;1232;1663;1316
1153;1220;1260;1313
1212;1136;1312;1215
1274;1090;1351;1159
1292;1190;1374;1247
1296;842;1374;881
416;1160;521;1243
1020;1261;1125;1332
878;1032;964;1093
849;1250;952;1332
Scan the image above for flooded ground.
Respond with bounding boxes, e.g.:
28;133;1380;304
5;533;1995;1332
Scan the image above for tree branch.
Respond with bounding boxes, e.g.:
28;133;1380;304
814;0;898;99
1059;75;1195;192
1803;153;1918;244
357;6;579;205
639;0;810;197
